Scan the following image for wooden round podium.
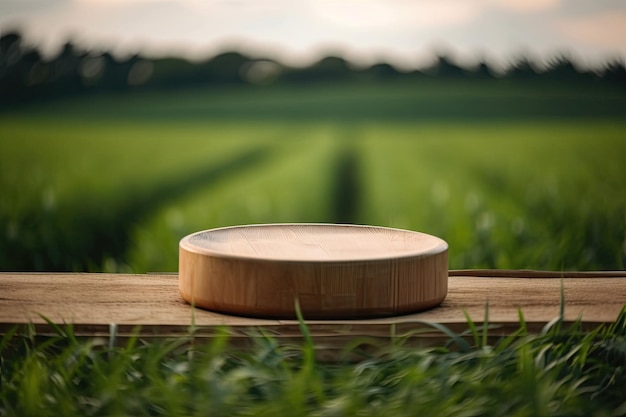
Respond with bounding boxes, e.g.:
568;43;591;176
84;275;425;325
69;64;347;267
179;224;448;319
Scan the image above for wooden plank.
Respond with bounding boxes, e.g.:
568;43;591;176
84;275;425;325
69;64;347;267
450;269;626;278
1;272;624;344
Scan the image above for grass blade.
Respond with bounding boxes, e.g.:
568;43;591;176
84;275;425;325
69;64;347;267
482;300;490;348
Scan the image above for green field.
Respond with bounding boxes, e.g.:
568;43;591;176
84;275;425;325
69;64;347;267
2;81;626;416
1;80;625;272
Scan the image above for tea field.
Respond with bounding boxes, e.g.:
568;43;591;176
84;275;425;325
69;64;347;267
1;81;625;272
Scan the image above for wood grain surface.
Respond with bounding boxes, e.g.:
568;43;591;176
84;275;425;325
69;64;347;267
179;224;449;319
182;224;448;261
1;272;624;346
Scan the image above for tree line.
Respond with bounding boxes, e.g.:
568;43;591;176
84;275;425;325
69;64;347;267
1;31;625;108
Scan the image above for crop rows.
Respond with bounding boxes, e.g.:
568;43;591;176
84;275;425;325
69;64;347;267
1;117;625;272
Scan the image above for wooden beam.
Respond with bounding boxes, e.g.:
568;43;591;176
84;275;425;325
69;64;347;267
1;272;624;345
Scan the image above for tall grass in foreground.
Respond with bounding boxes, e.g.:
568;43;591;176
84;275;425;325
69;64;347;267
2;307;625;417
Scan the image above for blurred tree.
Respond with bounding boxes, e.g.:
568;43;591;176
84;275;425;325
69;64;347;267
358;63;401;81
147;57;199;88
424;55;467;78
0;32;46;105
240;59;283;85
79;53;107;87
507;57;540;79
470;61;496;79
602;59;626;86
543;54;593;82
282;56;355;83
126;57;154;87
47;42;85;96
203;52;250;84
145;52;250;88
98;52;141;91
0;32;23;69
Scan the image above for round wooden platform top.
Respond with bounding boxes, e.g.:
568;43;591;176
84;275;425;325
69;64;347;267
181;223;448;262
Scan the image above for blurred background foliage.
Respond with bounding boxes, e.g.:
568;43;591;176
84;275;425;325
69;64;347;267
2;30;625;109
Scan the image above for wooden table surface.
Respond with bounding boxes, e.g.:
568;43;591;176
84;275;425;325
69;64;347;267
1;271;625;345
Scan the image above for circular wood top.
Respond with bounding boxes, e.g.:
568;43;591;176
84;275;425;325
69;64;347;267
181;223;448;262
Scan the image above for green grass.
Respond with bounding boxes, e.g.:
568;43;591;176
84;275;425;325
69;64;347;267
125;125;338;272
358;121;626;270
1;79;625;272
0;119;281;270
2;307;625;416
125;120;626;272
1;114;625;272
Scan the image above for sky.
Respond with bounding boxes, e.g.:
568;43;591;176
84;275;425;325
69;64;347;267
1;0;625;71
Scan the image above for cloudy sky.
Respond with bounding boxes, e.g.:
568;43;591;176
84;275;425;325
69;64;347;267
1;0;625;70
